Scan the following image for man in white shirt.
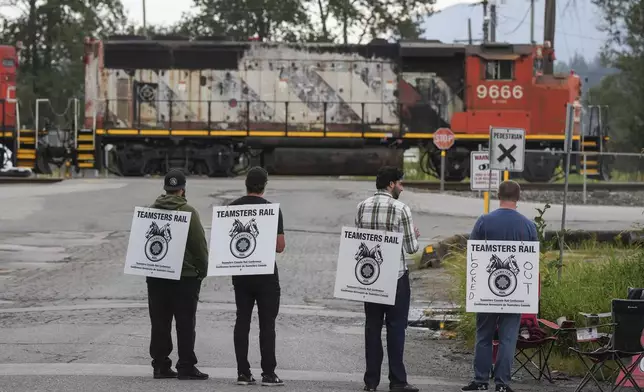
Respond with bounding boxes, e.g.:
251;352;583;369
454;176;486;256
354;166;421;392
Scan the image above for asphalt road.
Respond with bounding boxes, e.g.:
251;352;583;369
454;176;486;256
0;177;635;392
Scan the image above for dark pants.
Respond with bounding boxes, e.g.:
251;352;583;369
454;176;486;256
233;278;281;376
147;276;202;371
364;270;411;388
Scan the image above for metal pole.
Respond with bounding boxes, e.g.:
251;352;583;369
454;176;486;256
482;0;489;43
543;0;556;74
73;98;79;149
583;155;587;203
142;0;147;35
440;150;446;192
104;145;109;178
582;105;587;204
530;0;535;43
490;1;497;42
558;103;574;281
485;165;492;213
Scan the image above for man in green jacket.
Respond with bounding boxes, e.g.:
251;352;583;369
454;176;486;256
146;169;209;381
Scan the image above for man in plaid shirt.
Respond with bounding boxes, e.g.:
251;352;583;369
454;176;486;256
355;166;420;392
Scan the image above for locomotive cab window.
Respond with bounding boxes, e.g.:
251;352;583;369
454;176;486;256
484;60;513;80
2;58;14;68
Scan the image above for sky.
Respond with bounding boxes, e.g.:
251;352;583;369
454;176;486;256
121;0;480;28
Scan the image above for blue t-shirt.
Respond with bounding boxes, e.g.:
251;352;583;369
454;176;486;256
470;208;538;242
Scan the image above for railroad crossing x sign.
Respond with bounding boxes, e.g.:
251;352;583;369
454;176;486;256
489;127;525;172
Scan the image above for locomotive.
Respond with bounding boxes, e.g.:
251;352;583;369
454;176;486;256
2;35;610;182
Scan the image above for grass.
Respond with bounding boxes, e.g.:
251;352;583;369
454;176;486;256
347;146;644;184
441;231;644;377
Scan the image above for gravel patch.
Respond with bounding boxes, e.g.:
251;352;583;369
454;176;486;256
411;188;644;207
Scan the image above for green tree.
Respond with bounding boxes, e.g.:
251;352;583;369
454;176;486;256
0;0;128;127
175;0;309;42
176;0;438;44
590;0;644;151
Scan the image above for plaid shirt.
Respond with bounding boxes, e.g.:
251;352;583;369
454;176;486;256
354;190;419;278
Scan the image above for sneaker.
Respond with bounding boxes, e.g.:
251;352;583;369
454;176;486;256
261;373;284;386
237;373;256;385
364;385;377;391
461;381;489;390
495;385;514;392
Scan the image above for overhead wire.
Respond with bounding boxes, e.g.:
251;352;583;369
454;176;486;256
497;12;605;42
501;5;531;35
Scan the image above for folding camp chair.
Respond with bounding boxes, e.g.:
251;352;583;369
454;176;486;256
489;272;558;383
570;299;644;392
490;313;558;382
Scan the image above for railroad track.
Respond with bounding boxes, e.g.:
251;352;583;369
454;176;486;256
402;180;644;192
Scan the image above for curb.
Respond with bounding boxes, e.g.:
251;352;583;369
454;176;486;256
0;177;64;184
419;229;644;268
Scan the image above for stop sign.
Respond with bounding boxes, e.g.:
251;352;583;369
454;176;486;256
433;127;455;150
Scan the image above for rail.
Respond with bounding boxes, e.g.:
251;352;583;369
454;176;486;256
93;98;406;137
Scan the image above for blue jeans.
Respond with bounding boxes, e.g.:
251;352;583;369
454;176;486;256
473;312;522;385
363;270;410;388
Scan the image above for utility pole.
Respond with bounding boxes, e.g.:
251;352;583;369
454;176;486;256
490;0;497;42
482;0;489;43
468;18;473;44
543;0;556;74
530;0;535;44
142;0;148;37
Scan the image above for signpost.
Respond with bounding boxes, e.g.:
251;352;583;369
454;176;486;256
433;127;455;192
558;103;575;280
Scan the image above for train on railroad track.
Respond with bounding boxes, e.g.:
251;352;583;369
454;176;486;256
0;30;612;182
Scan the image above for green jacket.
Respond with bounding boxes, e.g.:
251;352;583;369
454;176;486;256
150;194;209;280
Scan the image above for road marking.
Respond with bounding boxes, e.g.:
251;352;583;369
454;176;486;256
0;363;462;386
0;301;365;319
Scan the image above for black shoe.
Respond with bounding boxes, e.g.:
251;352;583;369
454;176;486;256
495;385;514;392
177;366;209;380
364;385;377;391
153;367;178;379
261;373;284;386
462;381;489;391
389;383;419;392
237;373;257;385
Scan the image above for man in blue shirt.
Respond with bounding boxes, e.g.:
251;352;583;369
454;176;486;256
462;180;538;392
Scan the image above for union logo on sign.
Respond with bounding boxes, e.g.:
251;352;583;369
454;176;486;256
433;128;455;150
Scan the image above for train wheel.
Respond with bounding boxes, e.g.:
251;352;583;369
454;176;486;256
522;151;560;182
427;147;468;182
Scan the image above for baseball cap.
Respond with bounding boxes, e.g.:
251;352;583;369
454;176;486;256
245;166;268;188
164;169;186;191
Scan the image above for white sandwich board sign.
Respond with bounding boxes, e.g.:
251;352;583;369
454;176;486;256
124;207;192;280
465;240;540;314
333;227;403;306
207;203;280;276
